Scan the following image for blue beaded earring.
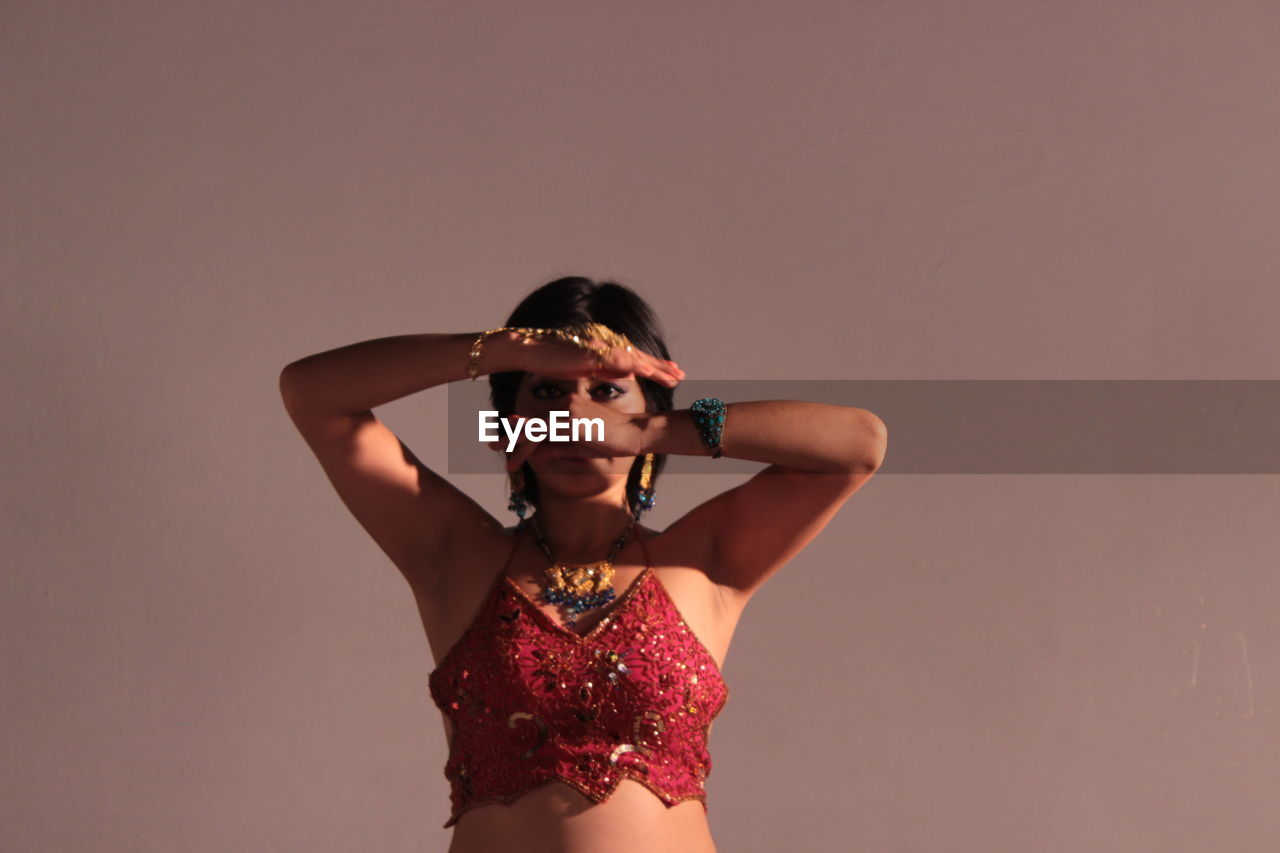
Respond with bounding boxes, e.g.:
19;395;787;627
630;452;657;519
508;467;530;521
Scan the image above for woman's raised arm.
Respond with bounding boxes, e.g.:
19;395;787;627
279;330;525;413
277;331;527;592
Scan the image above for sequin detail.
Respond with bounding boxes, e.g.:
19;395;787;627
426;532;730;829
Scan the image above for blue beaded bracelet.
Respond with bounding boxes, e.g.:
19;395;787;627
690;397;726;458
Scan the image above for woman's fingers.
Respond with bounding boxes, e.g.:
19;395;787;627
652;359;682;386
641;359;678;387
589;339;684;386
624;348;679;385
650;354;683;385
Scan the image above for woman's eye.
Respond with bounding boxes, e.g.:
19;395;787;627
532;383;562;399
531;382;623;399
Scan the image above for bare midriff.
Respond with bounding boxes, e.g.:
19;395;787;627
443;775;719;853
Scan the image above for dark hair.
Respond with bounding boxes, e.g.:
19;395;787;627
488;276;675;516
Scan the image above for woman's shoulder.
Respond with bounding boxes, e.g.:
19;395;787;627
635;520;716;573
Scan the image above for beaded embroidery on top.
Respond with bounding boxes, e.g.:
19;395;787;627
427;529;731;829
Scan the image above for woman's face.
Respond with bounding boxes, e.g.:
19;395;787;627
512;373;649;499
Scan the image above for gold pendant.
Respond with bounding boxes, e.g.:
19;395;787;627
543;560;615;598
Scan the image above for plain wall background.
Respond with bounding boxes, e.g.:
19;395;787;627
4;1;1279;850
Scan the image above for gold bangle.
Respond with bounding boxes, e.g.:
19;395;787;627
467;327;509;381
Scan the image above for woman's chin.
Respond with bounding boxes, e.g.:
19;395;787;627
531;464;626;493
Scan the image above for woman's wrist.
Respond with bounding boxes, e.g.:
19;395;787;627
635;409;717;458
470;329;527;376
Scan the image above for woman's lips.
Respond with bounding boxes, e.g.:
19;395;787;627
539;443;594;460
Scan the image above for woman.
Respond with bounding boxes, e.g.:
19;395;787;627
279;277;887;853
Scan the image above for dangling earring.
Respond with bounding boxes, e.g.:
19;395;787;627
631;453;657;518
508;466;530;521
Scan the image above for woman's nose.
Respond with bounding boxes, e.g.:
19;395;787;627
564;394;599;420
524;391;592;420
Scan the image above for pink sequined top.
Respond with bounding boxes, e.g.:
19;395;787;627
427;527;731;829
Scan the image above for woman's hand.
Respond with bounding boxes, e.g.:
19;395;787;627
510;332;684;388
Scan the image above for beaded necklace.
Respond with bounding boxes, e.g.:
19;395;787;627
526;512;636;628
